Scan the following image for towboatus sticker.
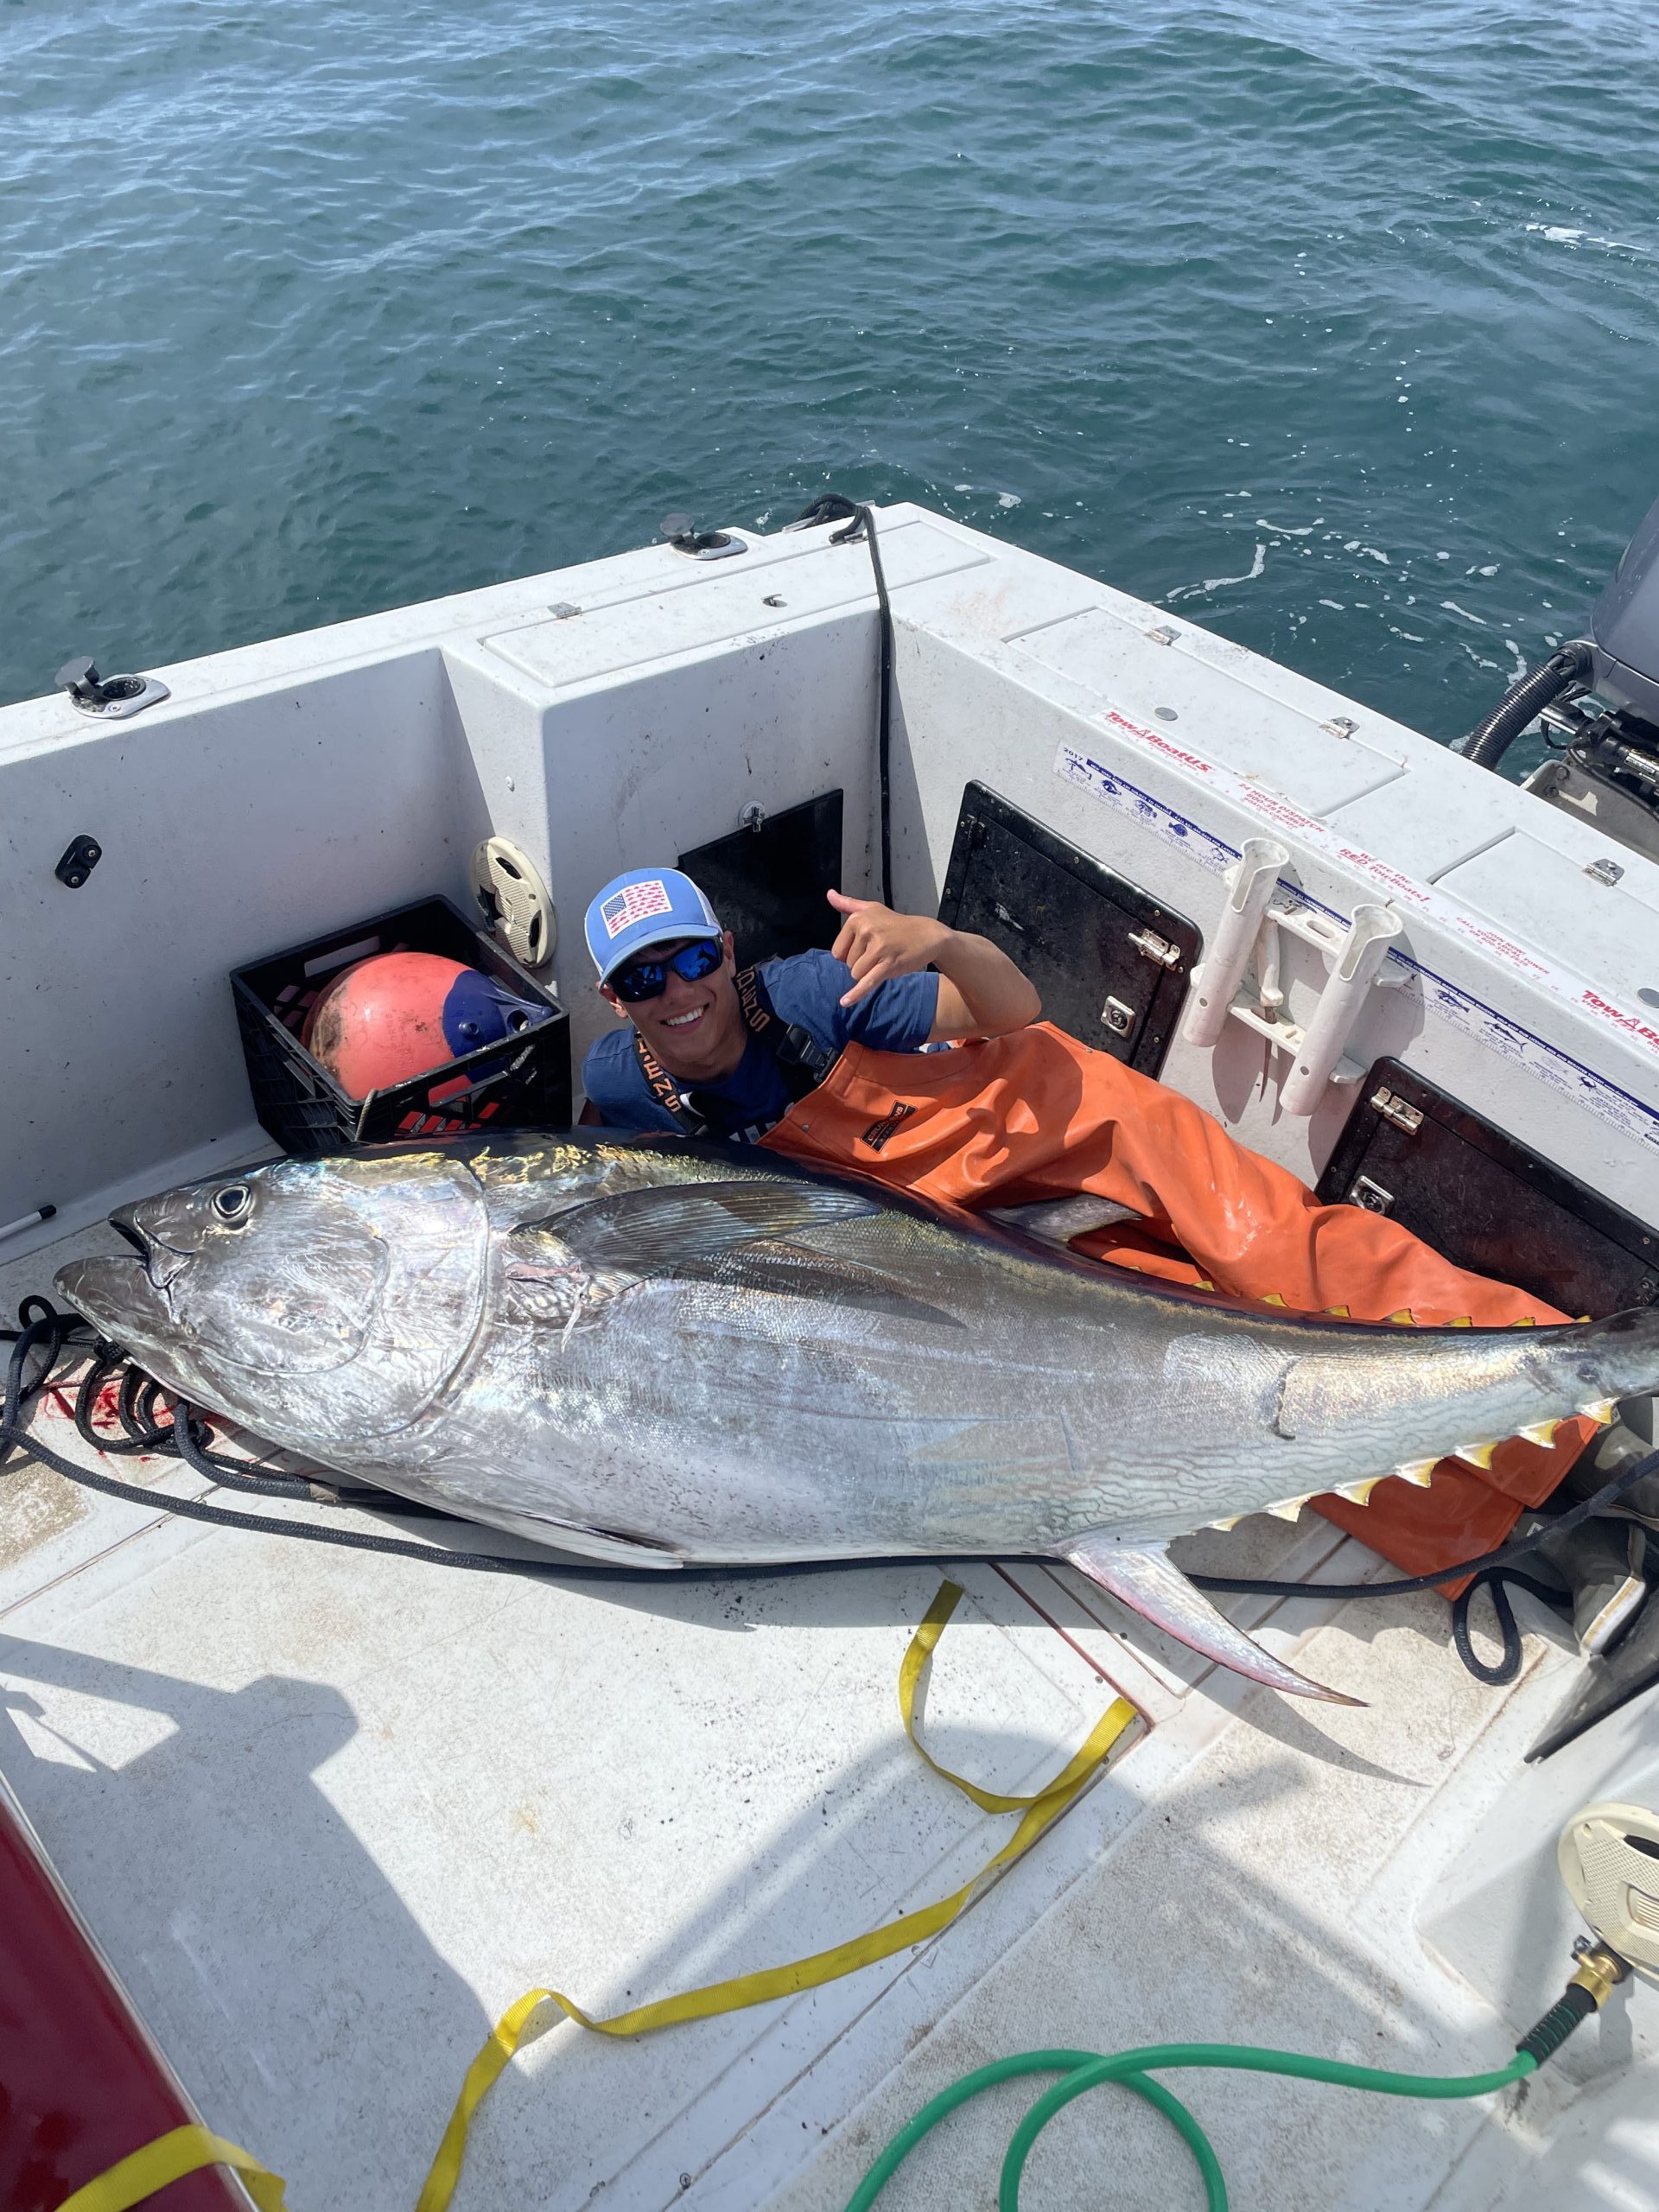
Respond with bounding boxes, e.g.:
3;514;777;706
1053;734;1659;1154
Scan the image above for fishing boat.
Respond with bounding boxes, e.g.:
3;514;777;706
3;495;1656;2211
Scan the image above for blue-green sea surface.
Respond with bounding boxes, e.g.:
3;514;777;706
3;1;1657;769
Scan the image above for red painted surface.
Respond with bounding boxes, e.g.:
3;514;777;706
0;1789;243;2211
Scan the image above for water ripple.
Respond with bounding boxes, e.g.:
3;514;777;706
2;0;1656;761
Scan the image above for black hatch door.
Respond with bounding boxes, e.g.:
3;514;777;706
938;782;1200;1076
679;790;844;968
1316;1058;1659;1319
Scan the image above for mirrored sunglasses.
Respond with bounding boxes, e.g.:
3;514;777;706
610;938;724;1003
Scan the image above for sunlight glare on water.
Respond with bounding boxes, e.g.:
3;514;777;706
3;0;1657;759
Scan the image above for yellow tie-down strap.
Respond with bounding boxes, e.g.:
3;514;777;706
415;1580;1142;2212
53;2123;288;2212
54;1579;1142;2212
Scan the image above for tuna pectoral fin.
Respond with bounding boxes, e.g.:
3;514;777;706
1059;1534;1363;1707
529;1180;880;1274
530;1182;961;1325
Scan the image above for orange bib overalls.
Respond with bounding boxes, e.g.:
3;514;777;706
748;1021;1592;1583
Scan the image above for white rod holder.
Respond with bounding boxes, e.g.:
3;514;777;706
1279;901;1403;1116
1180;838;1289;1048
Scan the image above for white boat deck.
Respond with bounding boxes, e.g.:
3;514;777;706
3;505;1657;2209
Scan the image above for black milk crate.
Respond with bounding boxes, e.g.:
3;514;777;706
232;895;571;1155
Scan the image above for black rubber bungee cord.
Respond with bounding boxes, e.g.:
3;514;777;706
1190;1446;1659;1683
4;1298;1656;1669
788;492;896;907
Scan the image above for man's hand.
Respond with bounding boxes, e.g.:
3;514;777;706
829;890;948;1008
826;889;1041;1038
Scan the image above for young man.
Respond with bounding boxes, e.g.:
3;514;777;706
578;863;1609;1597
580;867;1038;1141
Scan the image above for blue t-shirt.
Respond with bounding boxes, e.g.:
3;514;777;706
582;948;939;1136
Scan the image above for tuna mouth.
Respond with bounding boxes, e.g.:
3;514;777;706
108;1207;189;1290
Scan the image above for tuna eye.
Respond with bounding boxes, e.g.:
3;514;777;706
213;1184;252;1226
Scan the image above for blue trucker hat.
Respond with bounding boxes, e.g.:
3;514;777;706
584;867;722;983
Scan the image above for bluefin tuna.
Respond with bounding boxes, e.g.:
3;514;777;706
54;1134;1659;1700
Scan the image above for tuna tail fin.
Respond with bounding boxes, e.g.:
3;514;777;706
1059;1533;1363;1707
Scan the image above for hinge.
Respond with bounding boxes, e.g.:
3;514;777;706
1128;927;1181;969
1370;1086;1423;1135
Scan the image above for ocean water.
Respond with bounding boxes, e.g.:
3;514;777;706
4;1;1657;766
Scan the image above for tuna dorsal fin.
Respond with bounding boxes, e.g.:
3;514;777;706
1059;1533;1363;1706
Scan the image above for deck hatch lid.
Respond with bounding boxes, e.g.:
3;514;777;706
938;781;1200;1077
1317;1055;1658;1318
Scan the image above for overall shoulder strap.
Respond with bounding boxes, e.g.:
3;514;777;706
632;1032;713;1137
630;964;839;1141
735;963;836;1102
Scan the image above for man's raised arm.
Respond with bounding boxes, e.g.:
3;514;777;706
827;888;1040;1039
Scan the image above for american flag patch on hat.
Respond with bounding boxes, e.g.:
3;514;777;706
600;878;673;938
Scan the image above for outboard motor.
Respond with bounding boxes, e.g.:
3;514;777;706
1463;492;1659;864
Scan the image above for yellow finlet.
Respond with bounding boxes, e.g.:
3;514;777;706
1454;1441;1497;1471
1515;1421;1559;1447
1208;1513;1245;1532
1385;1308;1415;1325
1448;1316;1472;1328
1261;1292;1287;1307
1580;1399;1618;1427
1265;1498;1306;1522
1395;1459;1438;1488
1511;1315;1536;1327
1324;1304;1351;1319
1336;1477;1382;1504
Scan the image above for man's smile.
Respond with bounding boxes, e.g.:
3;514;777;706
664;1007;706;1030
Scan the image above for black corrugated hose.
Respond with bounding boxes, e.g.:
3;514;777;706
1462;641;1591;772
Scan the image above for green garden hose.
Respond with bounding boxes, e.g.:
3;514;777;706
842;1947;1627;2212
